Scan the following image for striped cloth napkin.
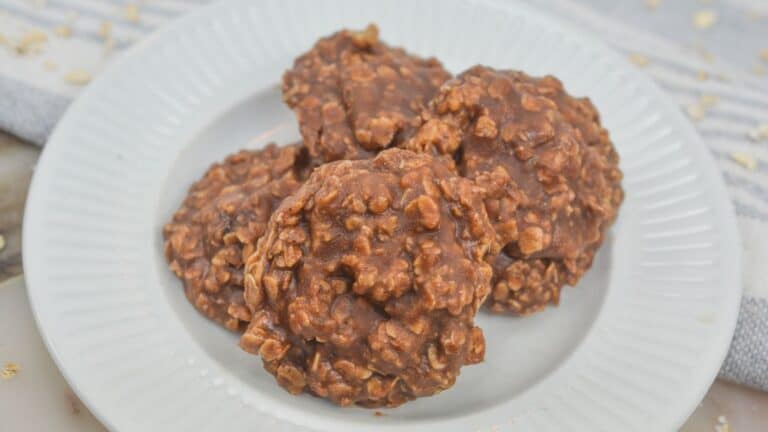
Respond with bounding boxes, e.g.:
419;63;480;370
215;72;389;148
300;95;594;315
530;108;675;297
1;0;767;391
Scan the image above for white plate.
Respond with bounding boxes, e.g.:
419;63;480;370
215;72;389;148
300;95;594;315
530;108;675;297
23;1;741;431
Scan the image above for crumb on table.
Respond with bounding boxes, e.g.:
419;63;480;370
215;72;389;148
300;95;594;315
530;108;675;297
1;362;20;380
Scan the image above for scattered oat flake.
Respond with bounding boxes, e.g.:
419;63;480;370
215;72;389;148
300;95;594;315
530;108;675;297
54;24;71;38
1;362;19;380
715;415;731;432
42;59;57;71
761;48;768;63
697;70;709;80
99;20;112;40
373;411;384;417
755;64;767;76
686;104;706;121
63;69;91;85
15;28;48;55
629;53;650;67
645;0;660;10
700;94;719;108
731;152;758;170
0;234;5;252
694;10;717;29
122;4;140;22
747;124;768;141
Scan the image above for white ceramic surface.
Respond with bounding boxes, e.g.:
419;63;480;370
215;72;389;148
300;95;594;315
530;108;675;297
22;1;741;431
2;275;764;432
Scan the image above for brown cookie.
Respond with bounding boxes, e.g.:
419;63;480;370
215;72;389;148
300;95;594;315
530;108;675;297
282;24;451;162
163;143;313;330
489;246;598;315
405;66;623;314
240;148;498;407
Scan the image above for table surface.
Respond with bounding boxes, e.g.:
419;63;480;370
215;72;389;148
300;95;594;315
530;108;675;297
1;131;767;431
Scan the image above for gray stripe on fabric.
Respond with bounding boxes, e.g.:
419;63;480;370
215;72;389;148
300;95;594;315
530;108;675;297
45;0;157;33
733;200;768;222
720;296;768;391
0;2;130;47
0;76;70;145
99;0;182;18
700;130;768;149
723;172;768;206
711;150;768;176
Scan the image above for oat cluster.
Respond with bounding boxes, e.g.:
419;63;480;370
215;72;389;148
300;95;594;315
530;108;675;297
406;66;623;314
163;25;623;408
163;144;311;330
240;149;497;406
282;24;451;162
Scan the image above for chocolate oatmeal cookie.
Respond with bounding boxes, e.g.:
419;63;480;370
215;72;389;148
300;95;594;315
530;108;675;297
489;246;599;315
406;66;623;314
240;149;498;407
282;24;451;162
163;144;313;331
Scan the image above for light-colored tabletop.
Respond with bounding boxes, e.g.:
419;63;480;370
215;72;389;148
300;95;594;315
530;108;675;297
1;131;767;430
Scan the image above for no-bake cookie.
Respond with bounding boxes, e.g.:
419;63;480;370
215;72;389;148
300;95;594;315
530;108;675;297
282;24;451;162
406;66;623;314
240;148;498;406
163;144;313;330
